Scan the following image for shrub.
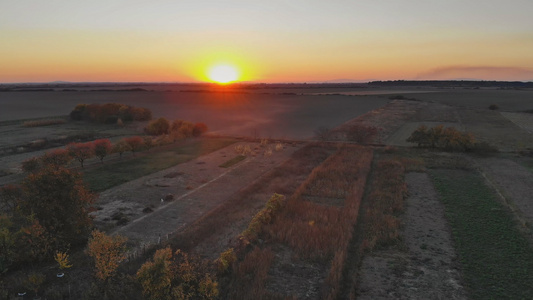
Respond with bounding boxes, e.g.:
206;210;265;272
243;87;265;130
0;185;21;212
239;194;285;245
86;230;127;283
54;251;73;270
178;122;195;138
193;123;208;137
216;248;237;274
20;166;96;247
145;118;170;136
170;119;184;132
137;247;174;300
144;136;154;151
406;125;432;147
346;124;379;144
0;215;16;273
154;134;174;146
129;106;152;121
21;157;41;173
124;136;144;154
137;247;218;300
406;125;475;151
23;118;66;127
489;104;499;110
112;140;131;158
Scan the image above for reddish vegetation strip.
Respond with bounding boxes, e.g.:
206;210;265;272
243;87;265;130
170;143;332;254
362;159;407;251
225;145;373;299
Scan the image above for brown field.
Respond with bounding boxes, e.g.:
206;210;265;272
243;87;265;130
0;89;390;139
2;84;533;299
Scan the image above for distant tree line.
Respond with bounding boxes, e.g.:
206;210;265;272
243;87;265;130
69;103;152;123
369;80;533;88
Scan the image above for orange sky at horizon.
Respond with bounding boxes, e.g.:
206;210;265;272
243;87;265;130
1;1;532;83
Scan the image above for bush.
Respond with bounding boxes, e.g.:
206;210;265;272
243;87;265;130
124;136;144;154
193;123;208;137
21;157;41;173
86;230;127;282
489;104;499;110
112;140;131;158
145;118;170;136
407;125;475;151
23;118;66;127
137;247;218;300
178;122;195;138
346;124;379;144
14;166;96;262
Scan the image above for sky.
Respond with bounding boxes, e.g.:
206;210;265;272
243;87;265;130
1;0;532;83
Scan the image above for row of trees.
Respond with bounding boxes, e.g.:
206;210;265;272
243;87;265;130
21;139;116;171
144;117;208;138
70;103;152;123
21;126;208;172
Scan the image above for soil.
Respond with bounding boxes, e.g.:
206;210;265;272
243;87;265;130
357;172;467;299
265;244;327;299
94;141;300;250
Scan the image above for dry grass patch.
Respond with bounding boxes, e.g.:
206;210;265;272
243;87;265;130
22;118;66;127
221;145;373;299
362;159;408;251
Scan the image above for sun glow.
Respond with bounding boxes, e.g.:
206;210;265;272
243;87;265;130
208;64;239;84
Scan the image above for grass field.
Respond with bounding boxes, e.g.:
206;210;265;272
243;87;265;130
83;138;236;191
431;169;533;299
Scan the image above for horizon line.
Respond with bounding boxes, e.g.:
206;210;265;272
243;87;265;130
1;79;533;85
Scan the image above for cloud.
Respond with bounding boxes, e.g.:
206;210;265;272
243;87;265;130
416;65;533;81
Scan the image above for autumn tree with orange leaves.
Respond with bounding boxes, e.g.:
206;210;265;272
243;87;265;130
137;247;219;300
86;230;128;283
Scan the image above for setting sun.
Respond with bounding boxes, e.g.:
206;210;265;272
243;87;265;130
208;65;239;84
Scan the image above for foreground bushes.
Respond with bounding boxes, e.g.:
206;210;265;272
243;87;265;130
137;247;218;300
407;125;475;151
0;166;95;271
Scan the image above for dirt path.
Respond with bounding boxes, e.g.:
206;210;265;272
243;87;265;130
475;157;533;228
357;172;466;299
96;141;299;248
